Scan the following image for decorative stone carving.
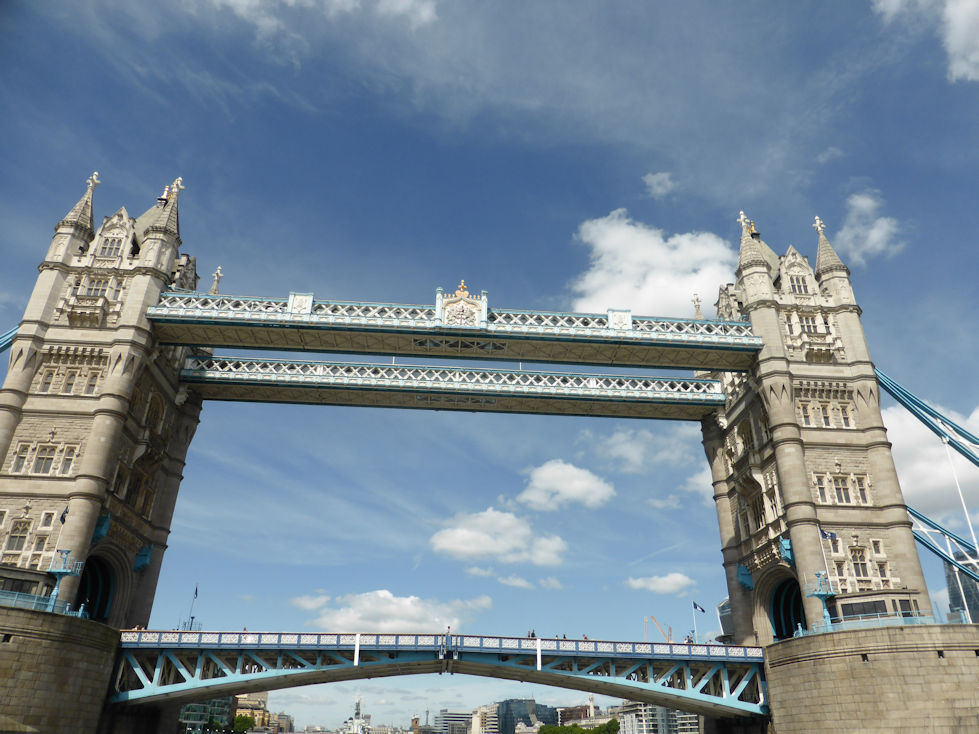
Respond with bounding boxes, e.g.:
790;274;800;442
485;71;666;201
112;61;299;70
437;280;486;328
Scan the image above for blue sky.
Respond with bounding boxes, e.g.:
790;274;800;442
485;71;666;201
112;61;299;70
2;0;979;727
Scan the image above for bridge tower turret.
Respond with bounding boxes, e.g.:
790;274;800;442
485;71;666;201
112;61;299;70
703;213;930;645
0;174;202;628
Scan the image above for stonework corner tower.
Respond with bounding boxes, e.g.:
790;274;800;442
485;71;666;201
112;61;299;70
702;212;930;645
0;174;203;627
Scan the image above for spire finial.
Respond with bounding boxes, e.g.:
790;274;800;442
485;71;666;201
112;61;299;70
737;210;751;233
169;177;185;199
209;266;223;295
813;215;826;235
86;171;100;191
692;293;704;320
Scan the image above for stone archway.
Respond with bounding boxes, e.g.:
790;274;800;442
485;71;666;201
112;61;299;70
76;555;115;623
770;576;805;641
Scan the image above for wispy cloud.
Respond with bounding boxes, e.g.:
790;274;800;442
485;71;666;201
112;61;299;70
872;0;979;82
626;572;696;595
833;190;906;266
642;172;676;199
571;209;737;319
497;574;534;589
430;508;567;565
517;460;615;511
539;576;563;590
300;589;491;632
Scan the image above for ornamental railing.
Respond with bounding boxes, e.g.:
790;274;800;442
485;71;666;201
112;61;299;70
182;357;725;403
150;292;759;345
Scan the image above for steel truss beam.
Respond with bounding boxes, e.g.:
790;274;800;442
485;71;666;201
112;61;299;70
148;292;761;371
110;632;767;719
908;507;979;584
180;357;726;420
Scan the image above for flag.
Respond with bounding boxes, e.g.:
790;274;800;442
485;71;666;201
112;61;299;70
820;528;837;540
693;601;706;614
193;585;198;600
59;506;68;524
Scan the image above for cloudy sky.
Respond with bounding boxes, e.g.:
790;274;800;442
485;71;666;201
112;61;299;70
2;0;979;727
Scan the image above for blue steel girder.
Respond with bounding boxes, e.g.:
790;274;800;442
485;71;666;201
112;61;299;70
110;631;767;719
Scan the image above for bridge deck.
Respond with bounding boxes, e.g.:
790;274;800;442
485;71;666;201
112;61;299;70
148;292;761;370
111;631;767;718
180;357;726;420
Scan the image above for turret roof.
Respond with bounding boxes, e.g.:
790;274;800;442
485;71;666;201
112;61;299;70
57;171;100;240
135;177;183;244
813;216;849;278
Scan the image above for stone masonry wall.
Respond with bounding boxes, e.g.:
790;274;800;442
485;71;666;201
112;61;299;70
765;625;979;733
0;606;119;734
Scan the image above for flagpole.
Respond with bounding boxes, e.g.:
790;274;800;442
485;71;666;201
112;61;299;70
817;527;833;592
691;605;698;643
187;584;198;630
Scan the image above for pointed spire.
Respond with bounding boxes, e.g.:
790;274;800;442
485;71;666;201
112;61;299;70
736;210;769;273
813;216;849;278
136;176;183;243
56;171;100;240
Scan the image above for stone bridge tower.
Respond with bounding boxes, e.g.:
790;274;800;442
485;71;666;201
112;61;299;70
0;174;202;628
702;213;930;645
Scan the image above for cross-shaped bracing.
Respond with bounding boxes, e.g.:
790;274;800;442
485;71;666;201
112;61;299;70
110;631;768;719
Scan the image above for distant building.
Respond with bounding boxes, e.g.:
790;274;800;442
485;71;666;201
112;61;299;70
274;711;296;732
944;552;979;622
673;712;697;734
496;700;557;734
472;704;499;734
236;692;273;730
616;701;674;734
178;697;234;732
435;709;471;734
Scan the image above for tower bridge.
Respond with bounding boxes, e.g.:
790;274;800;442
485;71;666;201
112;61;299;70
1;175;978;733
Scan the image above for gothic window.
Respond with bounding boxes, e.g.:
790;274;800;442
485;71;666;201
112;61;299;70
31;445;57;474
0;510;5;527
814;475;827;503
851;548;869;578
750;495;765;529
785;317;794;335
835;561;846;577
800;403;812;426
99;237;122;257
85;372;99;395
831;537;841;554
833;475;851;504
63;370;78;394
4;520;29;552
12;444;30;472
85;278;108;297
40;512;53;529
39;370;55;393
112;280;123;300
839;404;851;428
820;404;832;427
789;275;809;294
801;315;818;333
872;539;882;555
33;536;46;552
60;446;77;475
855;476;868;504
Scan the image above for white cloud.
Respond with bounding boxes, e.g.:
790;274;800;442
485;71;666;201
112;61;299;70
517;459;615;511
647;495;681;510
833;191;905;266
570;209;737;319
942;0;979;81
593;426;699;474
304;589;491;632
626;572;696;594
642;172;676;199
883;403;979;527
816;146;844;164
430;508;568;565
497;574;534;589
375;0;438;27
539;576;563;590
291;593;332;610
465;566;495;577
871;0;979;82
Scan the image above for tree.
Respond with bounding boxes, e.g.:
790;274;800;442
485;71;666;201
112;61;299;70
233;714;255;732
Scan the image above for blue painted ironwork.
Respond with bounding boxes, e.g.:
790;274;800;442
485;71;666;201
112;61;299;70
147;291;762;371
876;369;979;469
737;565;754;590
0;324;16;354
907;507;979;584
794;612;938;637
110;631;767;719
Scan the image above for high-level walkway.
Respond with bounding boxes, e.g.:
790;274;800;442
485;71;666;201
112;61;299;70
147;292;761;371
111;631;767;719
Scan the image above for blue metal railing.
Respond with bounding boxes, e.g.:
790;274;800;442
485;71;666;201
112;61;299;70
0;589;87;617
0;325;17;354
794;612;937;637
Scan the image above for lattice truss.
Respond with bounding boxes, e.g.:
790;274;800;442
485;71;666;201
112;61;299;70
110;632;768;719
180;357;725;420
148;293;761;370
908;508;979;584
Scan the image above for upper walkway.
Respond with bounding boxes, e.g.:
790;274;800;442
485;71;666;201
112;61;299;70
111;630;767;719
147;291;761;371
